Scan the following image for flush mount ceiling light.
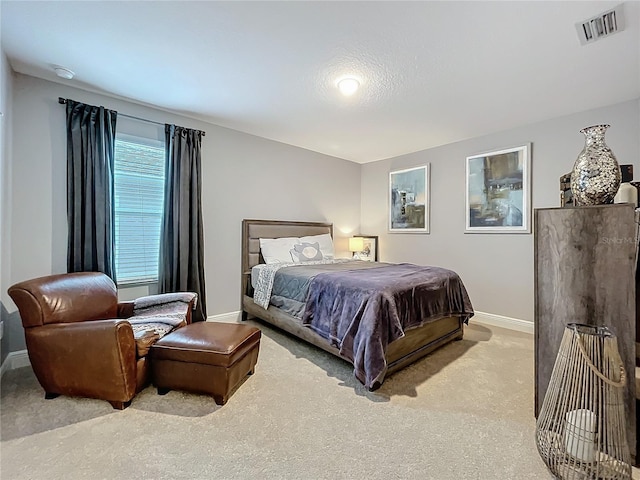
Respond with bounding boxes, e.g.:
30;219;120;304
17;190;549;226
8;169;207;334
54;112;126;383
54;66;75;80
337;77;360;96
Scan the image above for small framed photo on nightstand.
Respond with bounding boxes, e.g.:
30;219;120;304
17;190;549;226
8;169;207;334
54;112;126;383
352;235;378;262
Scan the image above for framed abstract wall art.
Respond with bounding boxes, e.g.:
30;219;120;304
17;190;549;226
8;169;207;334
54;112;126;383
465;144;531;233
389;164;429;233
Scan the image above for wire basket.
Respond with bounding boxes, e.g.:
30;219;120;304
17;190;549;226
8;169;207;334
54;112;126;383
535;324;631;479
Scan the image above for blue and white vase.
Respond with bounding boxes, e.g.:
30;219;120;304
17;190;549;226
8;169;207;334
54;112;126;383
570;124;620;206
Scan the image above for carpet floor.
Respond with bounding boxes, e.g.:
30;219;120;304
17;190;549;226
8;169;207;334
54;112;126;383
1;320;554;479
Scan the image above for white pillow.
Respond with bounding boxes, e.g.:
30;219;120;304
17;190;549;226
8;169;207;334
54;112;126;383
259;237;299;264
299;233;334;259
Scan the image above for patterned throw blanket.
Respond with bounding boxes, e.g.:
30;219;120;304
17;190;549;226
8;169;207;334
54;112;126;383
129;292;198;337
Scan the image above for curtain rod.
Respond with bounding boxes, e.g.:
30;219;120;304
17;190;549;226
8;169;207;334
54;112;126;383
58;97;205;136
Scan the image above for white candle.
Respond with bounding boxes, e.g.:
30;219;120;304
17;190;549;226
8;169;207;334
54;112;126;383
564;409;597;463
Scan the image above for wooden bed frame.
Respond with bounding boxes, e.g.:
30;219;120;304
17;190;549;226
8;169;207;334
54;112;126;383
241;219;465;385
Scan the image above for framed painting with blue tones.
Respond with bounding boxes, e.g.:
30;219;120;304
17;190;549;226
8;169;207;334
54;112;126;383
465;144;531;233
389;164;429;233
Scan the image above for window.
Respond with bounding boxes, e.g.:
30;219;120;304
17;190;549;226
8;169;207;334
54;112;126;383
114;134;165;284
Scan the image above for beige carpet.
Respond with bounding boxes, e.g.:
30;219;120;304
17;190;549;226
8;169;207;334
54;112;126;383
1;321;554;479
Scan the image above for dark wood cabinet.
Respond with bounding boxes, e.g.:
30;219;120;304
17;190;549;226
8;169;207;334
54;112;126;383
534;204;637;459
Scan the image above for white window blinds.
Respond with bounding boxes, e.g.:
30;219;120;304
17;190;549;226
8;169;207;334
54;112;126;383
114;134;166;284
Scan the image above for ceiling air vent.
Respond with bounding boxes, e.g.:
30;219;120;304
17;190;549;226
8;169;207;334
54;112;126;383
576;4;625;45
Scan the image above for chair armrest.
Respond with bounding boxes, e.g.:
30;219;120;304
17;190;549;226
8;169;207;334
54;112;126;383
117;301;135;319
185;298;195;324
25;319;137;402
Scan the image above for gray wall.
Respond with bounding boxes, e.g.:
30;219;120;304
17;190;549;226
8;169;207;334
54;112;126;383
361;99;640;322
4;69;639;358
1;51;15;363
5;73;362;354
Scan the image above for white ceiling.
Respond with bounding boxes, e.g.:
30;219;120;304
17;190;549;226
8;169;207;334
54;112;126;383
1;1;639;163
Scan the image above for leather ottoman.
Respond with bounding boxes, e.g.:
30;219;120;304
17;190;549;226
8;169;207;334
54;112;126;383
150;322;261;405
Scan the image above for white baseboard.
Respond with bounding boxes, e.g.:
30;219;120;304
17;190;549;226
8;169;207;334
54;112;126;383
206;310;242;323
207;308;534;335
0;311;245;377
472;311;534;334
0;310;529;377
1;349;30;377
0;354;9;378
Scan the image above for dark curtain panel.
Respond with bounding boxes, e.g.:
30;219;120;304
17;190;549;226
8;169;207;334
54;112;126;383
159;125;207;322
66;99;118;281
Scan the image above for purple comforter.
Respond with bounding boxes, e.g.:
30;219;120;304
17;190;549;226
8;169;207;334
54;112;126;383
301;263;474;390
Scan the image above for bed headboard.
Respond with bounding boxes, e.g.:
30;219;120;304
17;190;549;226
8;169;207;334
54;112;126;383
241;219;333;298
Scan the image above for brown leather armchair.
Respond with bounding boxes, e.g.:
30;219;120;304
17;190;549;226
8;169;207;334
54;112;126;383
8;272;193;409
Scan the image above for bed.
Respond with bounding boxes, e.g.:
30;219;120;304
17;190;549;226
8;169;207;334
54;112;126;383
241;219;474;390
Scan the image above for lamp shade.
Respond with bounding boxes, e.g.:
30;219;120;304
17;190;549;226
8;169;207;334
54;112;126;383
349;237;364;252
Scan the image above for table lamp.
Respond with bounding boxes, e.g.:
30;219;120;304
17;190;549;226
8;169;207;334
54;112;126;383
349;237;364;259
